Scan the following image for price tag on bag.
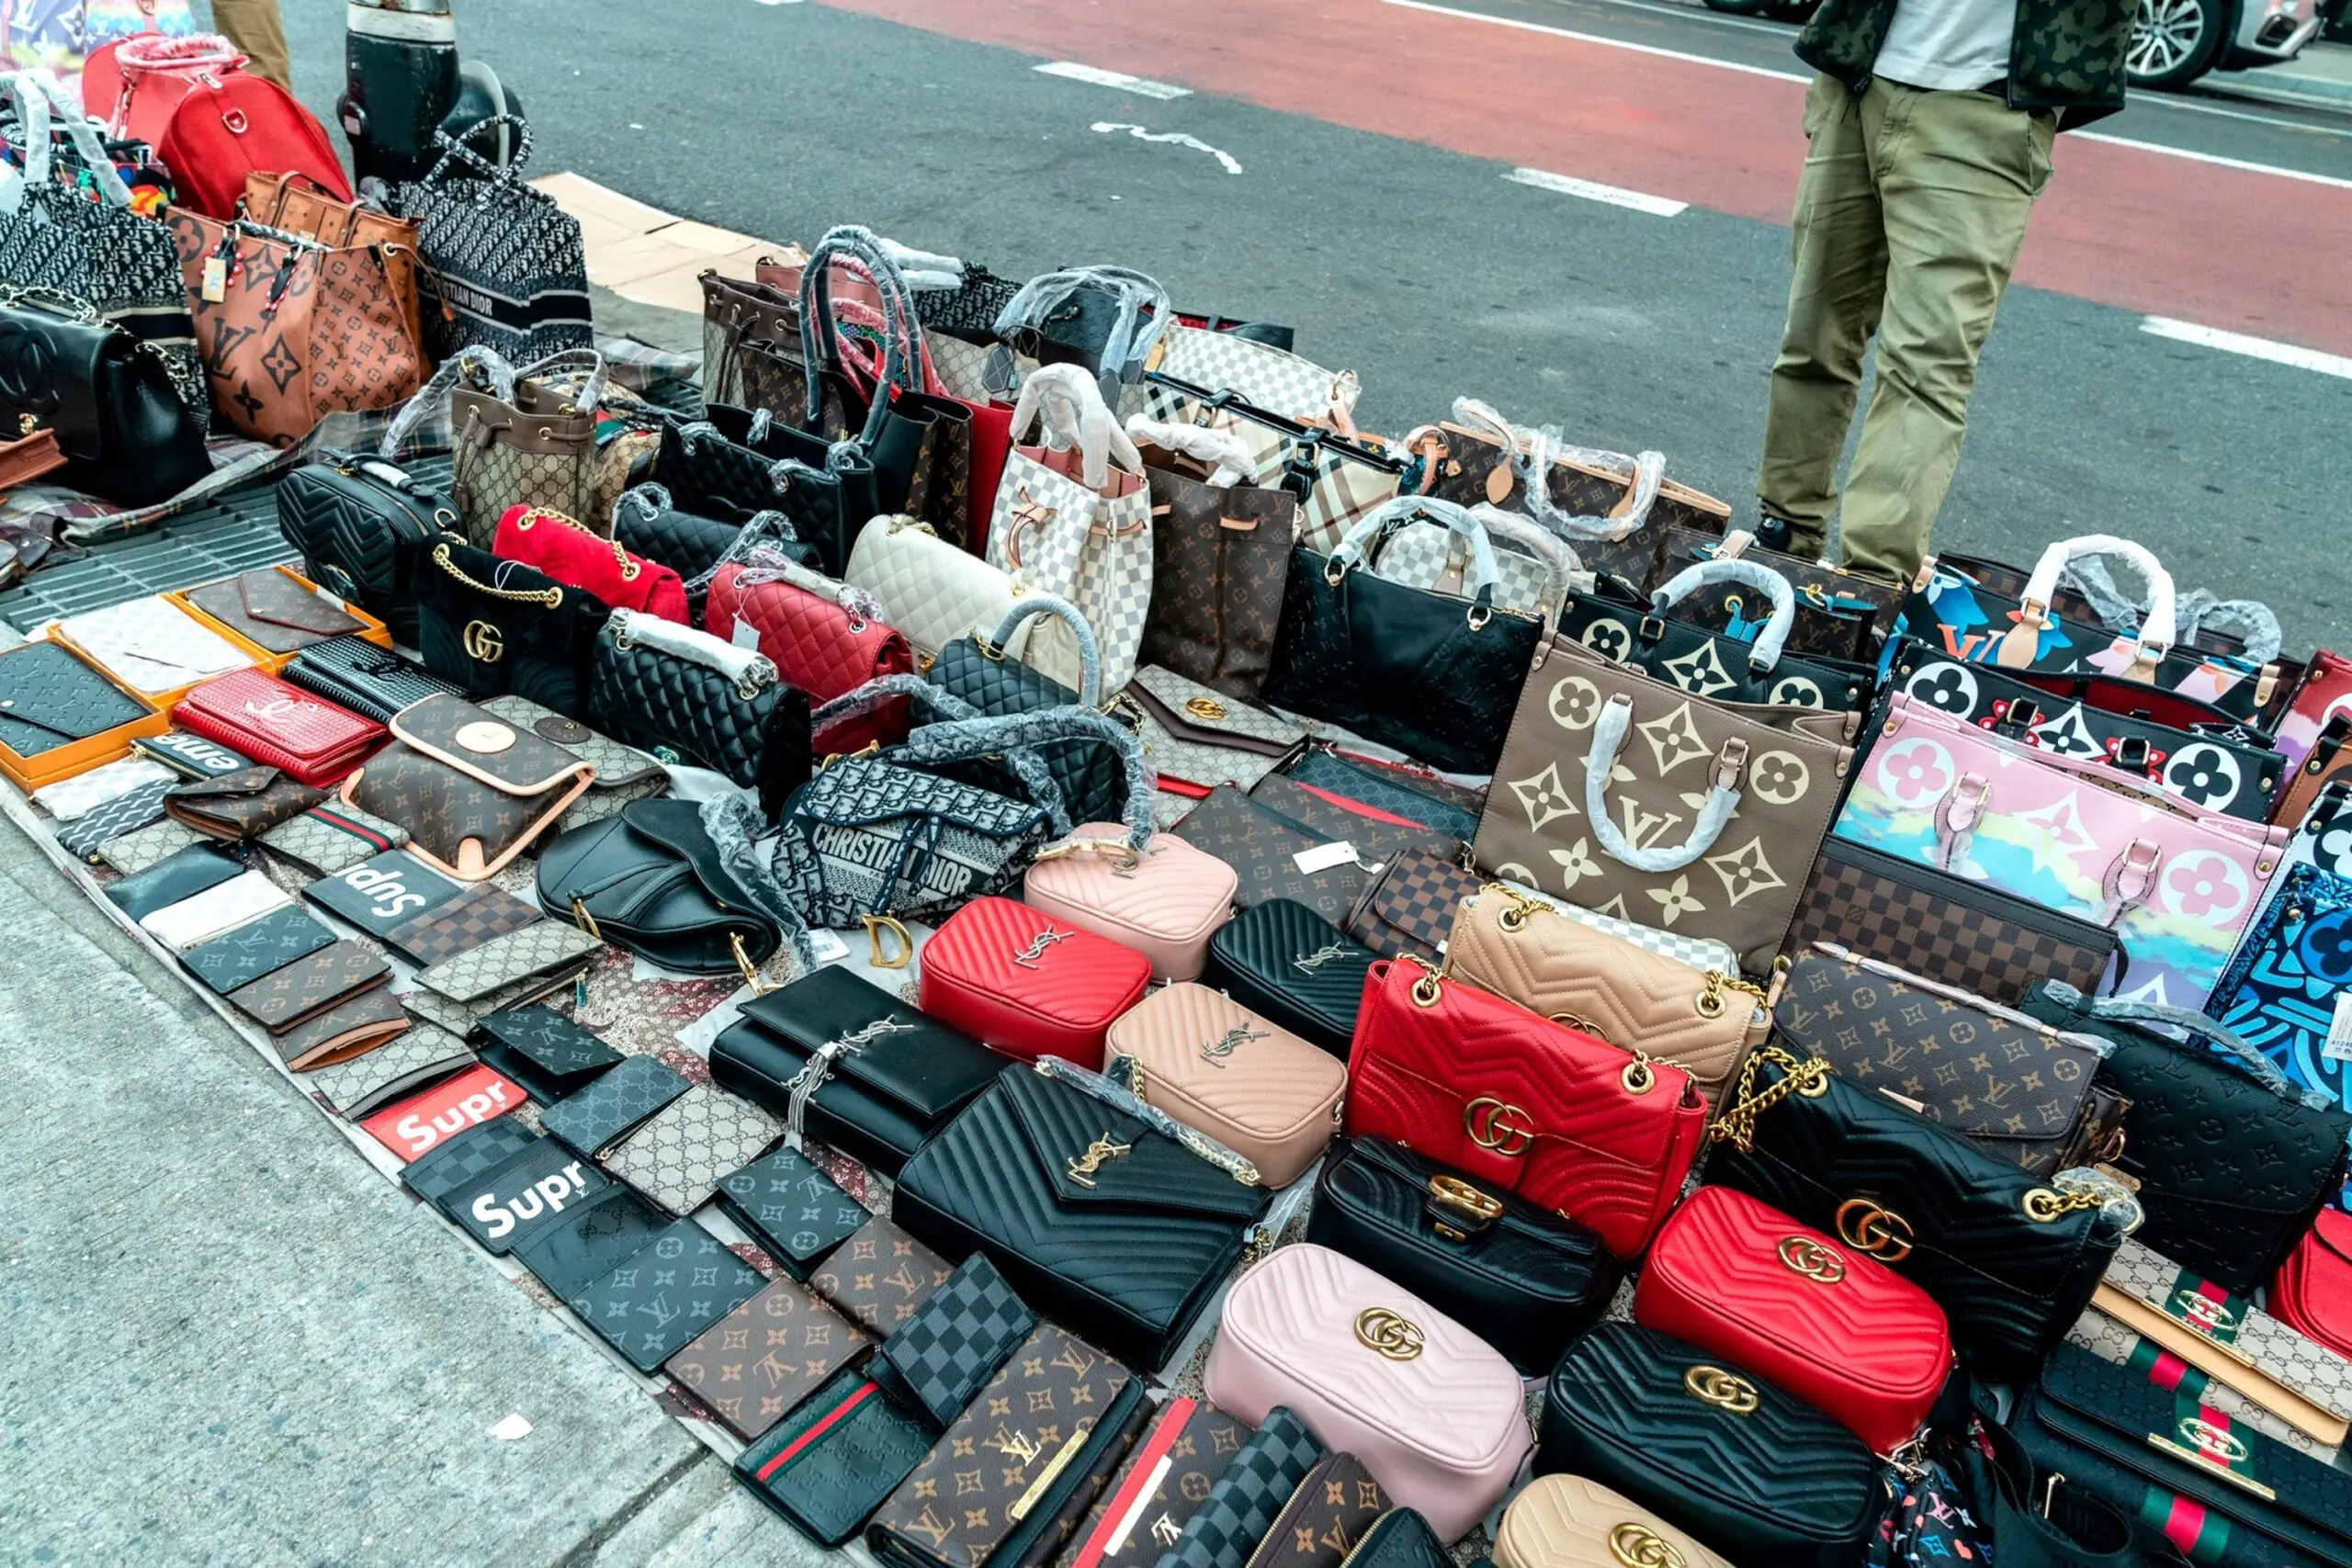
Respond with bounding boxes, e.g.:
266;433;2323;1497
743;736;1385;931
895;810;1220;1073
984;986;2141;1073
2324;994;2352;1063
1293;840;1360;875
200;256;229;303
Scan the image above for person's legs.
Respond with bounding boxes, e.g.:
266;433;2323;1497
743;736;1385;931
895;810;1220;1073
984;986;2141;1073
1833;85;2052;581
210;0;290;91
1757;74;1890;560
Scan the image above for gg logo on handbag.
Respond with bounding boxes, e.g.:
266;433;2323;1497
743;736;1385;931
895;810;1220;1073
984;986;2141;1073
1683;1365;1759;1415
1834;1198;1916;1262
463;620;504;663
1353;1307;1425;1362
1012;926;1074;970
1608;1523;1688;1568
1184;695;1227;722
1464;1095;1536;1156
1777;1235;1848;1285
2153;1414;2278;1499
1066;1134;1133;1189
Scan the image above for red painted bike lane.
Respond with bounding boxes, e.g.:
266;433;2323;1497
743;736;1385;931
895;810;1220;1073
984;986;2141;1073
821;0;2352;356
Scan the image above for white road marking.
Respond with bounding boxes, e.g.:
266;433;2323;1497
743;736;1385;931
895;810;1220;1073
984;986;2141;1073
1385;0;2352;185
2141;317;2352;378
2133;92;2352;139
1036;61;1192;98
1091;122;1243;174
1507;165;1688;215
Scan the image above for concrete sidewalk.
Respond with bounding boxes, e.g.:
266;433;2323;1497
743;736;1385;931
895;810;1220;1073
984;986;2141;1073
0;816;808;1568
2204;36;2352;110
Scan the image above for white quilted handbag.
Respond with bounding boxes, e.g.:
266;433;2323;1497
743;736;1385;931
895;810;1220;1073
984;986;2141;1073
844;513;1033;667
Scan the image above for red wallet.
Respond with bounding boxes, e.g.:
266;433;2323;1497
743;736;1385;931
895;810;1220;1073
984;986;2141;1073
1634;1185;1953;1454
918;896;1150;1069
175;669;386;787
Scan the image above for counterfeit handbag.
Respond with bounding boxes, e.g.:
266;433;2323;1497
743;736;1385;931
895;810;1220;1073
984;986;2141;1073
534;799;783;977
1202;899;1378;1058
584;609;812;820
342;693;594;881
275;453;460;645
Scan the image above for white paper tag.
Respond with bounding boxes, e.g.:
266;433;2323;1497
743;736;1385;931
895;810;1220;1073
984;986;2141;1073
1293;840;1359;875
309;582;348;613
808;929;851;964
2324;994;2352;1063
199;256;227;303
729;618;761;650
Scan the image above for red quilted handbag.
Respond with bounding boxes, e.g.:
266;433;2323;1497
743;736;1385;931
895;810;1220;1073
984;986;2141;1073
1634;1186;1952;1453
1344;959;1705;1258
919;896;1151;1069
174;669;385;786
706;561;914;755
492;505;687;623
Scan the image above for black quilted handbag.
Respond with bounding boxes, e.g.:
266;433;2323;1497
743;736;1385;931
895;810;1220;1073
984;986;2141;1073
535;798;782;976
277;453;459;644
610;481;816;622
892;1062;1271;1371
1554;556;1871;713
415;540;609;716
1706;1048;2130;1382
928;596;1131;829
2024;981;2352;1295
1536;1322;1882;1568
658;403;877;580
1200;899;1376;1057
584;611;812;820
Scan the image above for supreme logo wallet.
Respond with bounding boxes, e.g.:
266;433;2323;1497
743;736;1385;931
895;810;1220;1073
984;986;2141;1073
304;849;468;941
438;1134;612;1256
401;1115;542;1204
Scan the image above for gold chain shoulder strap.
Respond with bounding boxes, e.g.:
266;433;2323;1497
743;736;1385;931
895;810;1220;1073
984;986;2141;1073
430;543;564;606
513;506;639;581
1707;1045;1830;1152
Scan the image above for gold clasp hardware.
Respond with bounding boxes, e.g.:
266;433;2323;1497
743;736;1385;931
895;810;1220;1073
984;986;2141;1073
1835;1198;1915;1261
1684;1365;1758;1415
1353;1308;1425;1361
1066;1134;1133;1189
1694;969;1765;1020
570;897;601;940
2148;1416;2276;1501
1183;695;1228;721
1777;1235;1848;1284
1492;884;1546;934
1608;1524;1688;1568
1464;1096;1535;1156
861;914;913;969
2023;1185;2103;1224
1428;1175;1503;1232
731;931;777;996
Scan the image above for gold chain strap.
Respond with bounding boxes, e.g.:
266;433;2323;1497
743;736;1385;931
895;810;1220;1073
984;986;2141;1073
514;506;639;581
1708;1045;1830;1152
431;543;563;606
2022;1186;2106;1223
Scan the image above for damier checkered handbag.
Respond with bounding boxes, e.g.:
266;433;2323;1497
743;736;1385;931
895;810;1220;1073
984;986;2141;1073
1343;847;1479;965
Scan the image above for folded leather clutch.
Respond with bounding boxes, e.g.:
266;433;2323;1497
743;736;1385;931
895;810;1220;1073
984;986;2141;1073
893;1065;1271;1371
811;1213;958;1339
1342;847;1479;965
267;987;411;1071
173;669;386;787
85;812;196;873
104;840;246;921
1158;1407;1327;1568
715;1145;871;1280
667;1276;871;1443
344;693;594;881
1104;982;1345;1189
180;905;338;995
1305;1136;1620;1378
918;896;1152;1071
180;567;375;658
0;639;157;767
468;1005;622;1103
165;766;327;840
136;728;255;780
733;1370;934;1547
1061;1395;1255;1568
1495;1475;1732;1568
1201;899;1376;1058
869;1254;1036;1430
710;964;1004;1176
534;799;781;977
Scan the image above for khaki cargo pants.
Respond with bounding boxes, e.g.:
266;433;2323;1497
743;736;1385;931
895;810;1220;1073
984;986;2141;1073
1758;74;2055;582
209;0;291;91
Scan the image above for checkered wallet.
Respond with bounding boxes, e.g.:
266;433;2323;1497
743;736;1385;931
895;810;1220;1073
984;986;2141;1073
869;1253;1037;1429
388;884;547;967
1342;847;1480;964
812;1213;958;1339
1148;1407;1326;1568
1061;1396;1256;1568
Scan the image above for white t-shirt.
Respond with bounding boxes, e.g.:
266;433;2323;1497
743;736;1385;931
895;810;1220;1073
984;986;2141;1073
1874;0;2016;90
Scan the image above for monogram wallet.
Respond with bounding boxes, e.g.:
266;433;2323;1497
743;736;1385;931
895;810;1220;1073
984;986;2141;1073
1250;1453;1388;1568
733;1369;934;1547
165;766;328;841
602;1083;786;1217
413;920;600;1007
812;1213;959;1340
469;1005;623;1103
667;1276;871;1443
104;840;246;921
540;1054;693;1159
568;1216;765;1372
306;1021;474;1119
180;905;338;995
716;1145;871;1280
226;938;390;1032
0;638;153;758
258;802;409;876
1063;1396;1257;1568
182;567;371;656
513;1183;672;1299
94;817;204;875
869;1253;1037;1430
1159;1408;1329;1568
270;986;411;1071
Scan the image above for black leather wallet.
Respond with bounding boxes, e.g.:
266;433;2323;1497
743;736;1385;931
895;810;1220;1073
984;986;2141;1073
104;840;247;921
401;1116;538;1203
513;1184;671;1299
568;1216;764;1373
732;1369;933;1548
540;1054;691;1158
435;1134;612;1256
0;639;153;758
180;905;339;995
469;1005;623;1103
868;1253;1036;1430
716;1145;871;1280
1339;1510;1451;1568
282;635;463;725
304;849;469;942
710;966;1003;1176
136;728;254;779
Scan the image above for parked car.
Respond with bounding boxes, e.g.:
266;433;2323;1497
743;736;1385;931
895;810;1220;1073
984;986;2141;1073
2129;0;2324;86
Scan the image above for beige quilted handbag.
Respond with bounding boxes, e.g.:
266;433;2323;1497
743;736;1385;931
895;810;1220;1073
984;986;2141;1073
1023;824;1239;983
1494;1476;1731;1568
844;513;1032;667
1104;982;1345;1189
1445;885;1768;1106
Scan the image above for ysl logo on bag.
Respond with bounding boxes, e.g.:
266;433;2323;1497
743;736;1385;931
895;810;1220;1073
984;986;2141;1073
1012;927;1074;970
1683;1365;1759;1416
1776;1236;1848;1285
1463;1096;1536;1157
1352;1308;1425;1362
1292;942;1351;975
1607;1524;1687;1568
829;1018;917;1052
463;619;504;663
1199;1023;1267;1068
1066;1134;1133;1189
1834;1198;1916;1261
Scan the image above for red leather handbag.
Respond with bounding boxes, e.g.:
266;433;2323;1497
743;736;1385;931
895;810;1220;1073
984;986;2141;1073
919;896;1151;1069
705;561;914;756
2270;1209;2352;1360
1634;1186;1953;1454
143;61;352;220
492;505;687;623
1344;959;1706;1258
174;669;385;787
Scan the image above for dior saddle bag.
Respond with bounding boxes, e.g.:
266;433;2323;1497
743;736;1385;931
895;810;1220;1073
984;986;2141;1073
1204;1242;1531;1543
1103;982;1345;1189
1305;1134;1621;1377
1495;1476;1735;1568
1201;899;1378;1058
342;692;595;880
892;1063;1272;1371
585;609;813;821
1778;945;2128;1178
1705;1047;2132;1382
535;799;781;978
1444;884;1769;1108
1537;1323;1883;1568
275;454;459;646
415;539;610;716
1023;825;1238;983
2024;979;2352;1295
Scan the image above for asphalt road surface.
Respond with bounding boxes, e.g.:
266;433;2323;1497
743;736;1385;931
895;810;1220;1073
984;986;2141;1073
279;0;2352;637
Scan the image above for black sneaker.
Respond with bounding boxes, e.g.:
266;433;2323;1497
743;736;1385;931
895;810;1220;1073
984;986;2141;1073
1753;514;1795;553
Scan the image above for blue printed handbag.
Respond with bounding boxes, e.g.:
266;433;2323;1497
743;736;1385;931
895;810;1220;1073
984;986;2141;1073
2209;862;2352;1131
